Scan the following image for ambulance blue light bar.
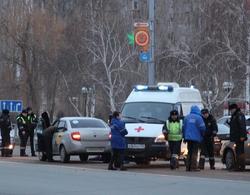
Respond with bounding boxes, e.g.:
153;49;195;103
134;85;148;91
134;85;173;92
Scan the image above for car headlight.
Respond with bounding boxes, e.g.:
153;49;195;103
8;144;13;150
181;142;188;156
154;134;166;143
214;136;221;143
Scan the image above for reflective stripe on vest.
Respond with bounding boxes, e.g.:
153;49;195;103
17;116;26;124
166;120;182;141
28;114;36;122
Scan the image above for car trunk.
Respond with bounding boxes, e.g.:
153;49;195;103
77;128;109;141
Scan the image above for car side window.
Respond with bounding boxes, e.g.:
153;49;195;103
57;121;66;131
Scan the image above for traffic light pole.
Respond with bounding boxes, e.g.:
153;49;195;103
148;0;155;85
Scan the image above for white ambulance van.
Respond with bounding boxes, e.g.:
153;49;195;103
121;82;203;164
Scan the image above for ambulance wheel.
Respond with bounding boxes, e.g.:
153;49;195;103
38;152;47;161
135;158;150;165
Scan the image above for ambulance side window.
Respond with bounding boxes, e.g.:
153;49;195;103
174;103;183;118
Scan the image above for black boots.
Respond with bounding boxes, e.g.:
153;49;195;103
170;157;178;170
20;149;28;157
198;158;205;170
209;159;215;170
108;164;117;170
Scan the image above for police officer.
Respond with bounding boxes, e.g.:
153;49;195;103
198;108;218;170
162;110;183;169
17;109;29;156
229;103;247;171
0;109;12;157
27;107;38;156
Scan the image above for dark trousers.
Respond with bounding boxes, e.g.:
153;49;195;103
235;141;245;170
199;138;215;169
1;130;10;157
186;141;199;171
109;149;125;168
169;141;181;169
28;129;35;155
44;134;53;161
19;130;28;156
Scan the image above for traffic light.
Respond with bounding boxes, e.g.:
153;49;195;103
134;22;150;52
127;32;135;45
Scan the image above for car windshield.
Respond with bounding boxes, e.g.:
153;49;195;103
246;118;250;126
217;124;229;134
121;102;173;124
217;116;250;127
70;119;106;128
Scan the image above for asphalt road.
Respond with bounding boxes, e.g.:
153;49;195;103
1;146;250;178
0;159;250;195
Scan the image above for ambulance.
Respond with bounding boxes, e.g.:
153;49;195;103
121;82;203;164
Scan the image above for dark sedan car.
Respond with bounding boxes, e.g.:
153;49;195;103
220;129;250;170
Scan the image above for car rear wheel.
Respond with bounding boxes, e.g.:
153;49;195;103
60;146;70;163
225;150;235;170
79;154;88;162
38;152;47;161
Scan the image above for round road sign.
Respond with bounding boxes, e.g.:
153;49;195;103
135;31;149;46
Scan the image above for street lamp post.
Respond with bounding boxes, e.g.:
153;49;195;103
223;81;234;116
81;87;89;117
81;86;95;117
203;90;213;111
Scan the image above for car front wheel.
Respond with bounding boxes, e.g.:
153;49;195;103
225;150;235;170
60;146;70;163
38;152;47;161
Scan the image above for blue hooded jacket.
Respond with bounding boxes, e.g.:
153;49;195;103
110;118;128;149
183;105;206;143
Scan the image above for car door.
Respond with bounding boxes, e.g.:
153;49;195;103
245;129;250;162
52;120;67;154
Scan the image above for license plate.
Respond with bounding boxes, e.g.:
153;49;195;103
86;148;104;153
127;144;145;149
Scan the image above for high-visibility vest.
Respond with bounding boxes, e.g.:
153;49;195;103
27;114;37;123
166;120;182;141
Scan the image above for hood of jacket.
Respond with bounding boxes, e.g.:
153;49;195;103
190;105;201;115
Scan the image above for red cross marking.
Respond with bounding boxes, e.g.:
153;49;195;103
135;126;144;132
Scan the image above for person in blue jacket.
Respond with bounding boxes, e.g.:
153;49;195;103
108;111;128;171
183;105;206;171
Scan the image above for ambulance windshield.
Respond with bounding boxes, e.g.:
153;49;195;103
121;102;173;124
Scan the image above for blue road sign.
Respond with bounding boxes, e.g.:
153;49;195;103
0;100;23;112
139;51;150;62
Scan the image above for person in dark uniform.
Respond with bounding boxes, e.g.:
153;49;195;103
229;103;247;171
41;112;51;129
42;111;57;162
0;109;12;157
43;125;56;162
16;109;29;156
198;108;218;170
27;107;38;156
